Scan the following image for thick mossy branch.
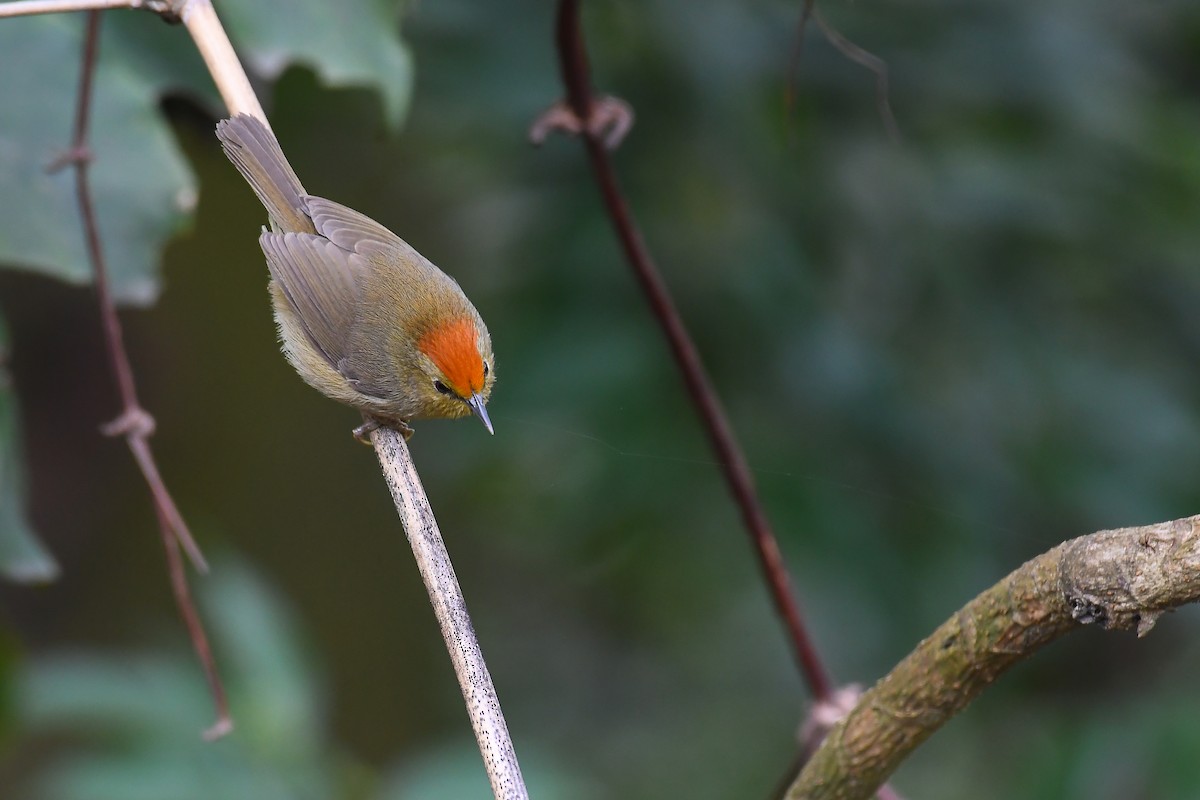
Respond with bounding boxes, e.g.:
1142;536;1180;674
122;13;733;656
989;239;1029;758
787;515;1200;800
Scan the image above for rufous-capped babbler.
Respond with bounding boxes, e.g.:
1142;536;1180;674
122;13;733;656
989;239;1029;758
216;114;495;440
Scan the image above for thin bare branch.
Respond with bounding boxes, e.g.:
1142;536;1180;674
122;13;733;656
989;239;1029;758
370;425;528;800
64;9;229;738
787;515;1200;799
151;499;232;741
786;2;899;143
813;9;899;143
170;0;267;123
172;0;524;779
0;0;165;19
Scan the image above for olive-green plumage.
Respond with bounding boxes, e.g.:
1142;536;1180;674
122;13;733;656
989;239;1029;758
215;114;495;434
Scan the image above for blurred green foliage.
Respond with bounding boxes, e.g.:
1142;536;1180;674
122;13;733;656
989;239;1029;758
0;317;57;584
3;0;1200;798
0;0;410;304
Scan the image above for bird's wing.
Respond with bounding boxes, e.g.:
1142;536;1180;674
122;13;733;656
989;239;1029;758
259;231;367;370
303;195;410;259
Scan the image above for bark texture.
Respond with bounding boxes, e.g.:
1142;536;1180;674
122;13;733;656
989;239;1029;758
787;515;1200;799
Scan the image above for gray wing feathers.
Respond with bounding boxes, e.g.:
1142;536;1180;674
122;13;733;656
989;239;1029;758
216;115;315;235
260;232;366;367
304;196;410;259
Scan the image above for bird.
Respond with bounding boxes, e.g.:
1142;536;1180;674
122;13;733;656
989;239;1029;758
215;114;495;440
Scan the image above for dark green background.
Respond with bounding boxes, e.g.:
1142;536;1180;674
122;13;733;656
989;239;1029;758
3;1;1200;798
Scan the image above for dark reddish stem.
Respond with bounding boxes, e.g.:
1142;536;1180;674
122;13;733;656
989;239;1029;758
65;10;230;739
551;0;833;702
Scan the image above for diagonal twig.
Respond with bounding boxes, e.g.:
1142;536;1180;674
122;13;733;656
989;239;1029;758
371;425;528;800
0;0;167;19
59;9;230;740
787;1;900;143
812;9;899;143
539;8;907;798
540;0;834;702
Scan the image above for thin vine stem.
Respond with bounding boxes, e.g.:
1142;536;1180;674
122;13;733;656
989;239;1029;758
548;0;834;702
63;9;230;739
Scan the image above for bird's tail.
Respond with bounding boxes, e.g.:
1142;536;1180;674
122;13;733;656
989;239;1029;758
216;114;315;235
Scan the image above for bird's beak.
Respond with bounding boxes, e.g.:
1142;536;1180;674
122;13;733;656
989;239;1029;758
466;393;494;435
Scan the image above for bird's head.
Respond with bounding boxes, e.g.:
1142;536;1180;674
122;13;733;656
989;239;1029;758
415;316;495;433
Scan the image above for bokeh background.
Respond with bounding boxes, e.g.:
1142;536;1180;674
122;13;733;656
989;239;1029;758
3;1;1200;798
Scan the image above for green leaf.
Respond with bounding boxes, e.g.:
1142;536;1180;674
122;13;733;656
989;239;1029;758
0;12;194;304
0;316;57;584
0;2;411;302
13;560;342;799
18;653;213;740
29;753;300;800
222;0;414;129
201;559;325;760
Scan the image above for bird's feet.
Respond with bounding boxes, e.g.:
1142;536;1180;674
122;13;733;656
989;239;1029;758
353;416;414;445
529;96;635;150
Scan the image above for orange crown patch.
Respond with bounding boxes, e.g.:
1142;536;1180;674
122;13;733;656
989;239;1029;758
418;317;484;397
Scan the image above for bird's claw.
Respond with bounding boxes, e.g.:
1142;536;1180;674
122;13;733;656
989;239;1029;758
353;417;413;445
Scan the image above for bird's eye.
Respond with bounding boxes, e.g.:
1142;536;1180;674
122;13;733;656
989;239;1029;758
433;380;452;396
483;362;490;378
